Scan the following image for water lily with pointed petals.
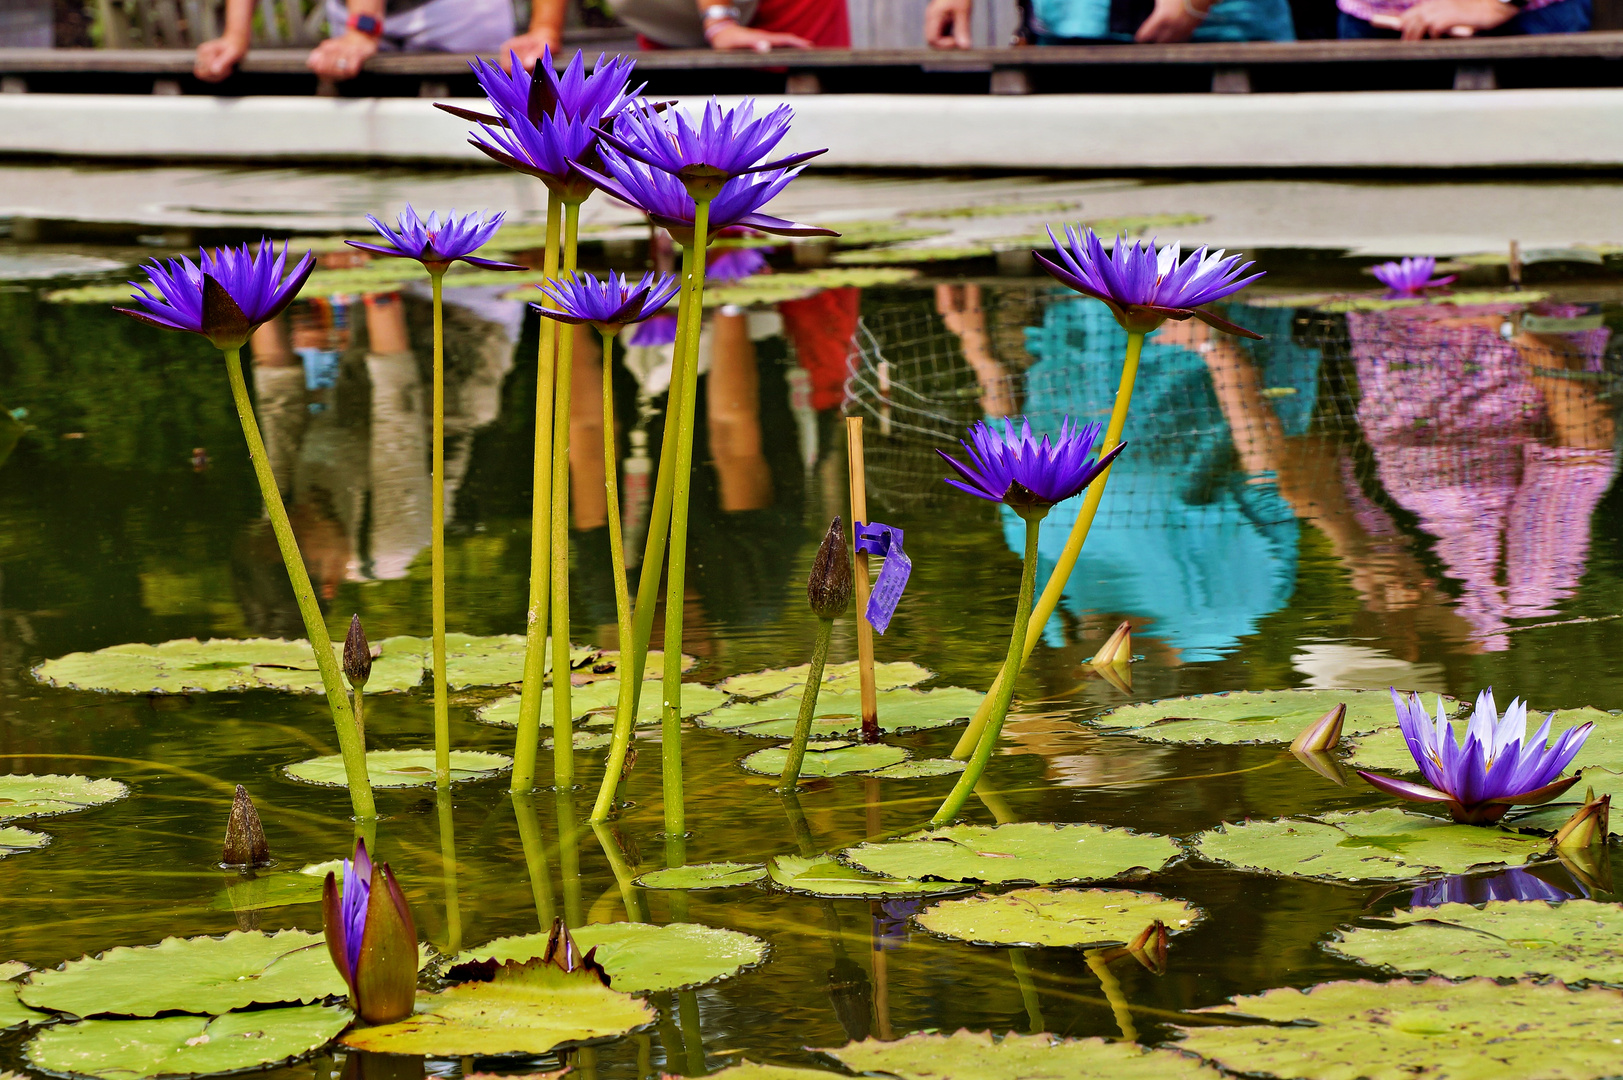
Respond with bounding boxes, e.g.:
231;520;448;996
1371;256;1457;297
533;270;680;334
1035;225;1264;338
322;839;418;1024
597;98;826;199
1357;688;1592;825
938;417;1124;513
443;49;639;131
115;241;315;350
344;206;526;273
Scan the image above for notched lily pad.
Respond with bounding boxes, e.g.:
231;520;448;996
443;634;596;690
1194;808;1548;883
914;887;1202;948
475;680;729;728
33;636;424;695
634;862;766;891
458;922;768;993
767;855;972;899
0;966;46;1030
0;827;49;857
1094;689;1419;745
821;1029;1219;1079
740;741;909;778
716;661;933;699
842;822;1179;885
0;775;128;822
25;1003;352;1080
209;862;341;913
283;749;511;788
697;686;982;739
870;758;966;779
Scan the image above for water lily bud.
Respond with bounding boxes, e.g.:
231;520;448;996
344;614;372;690
222;784;270;868
1553;790;1610;852
1127;919;1170;975
807;517;852;621
322;839;419;1025
1092;621;1133;668
1290;703;1347;754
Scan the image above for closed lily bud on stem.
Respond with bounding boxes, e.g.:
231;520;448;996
344;615;372;690
808;517;852;621
1092;621;1133;668
1553;789;1610;852
1290;702;1346;754
322;839;419;1025
222;784;270;868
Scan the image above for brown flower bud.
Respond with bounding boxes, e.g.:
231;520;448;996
344;614;372;690
1553;789;1610;853
222;784;270;868
807;517;852;621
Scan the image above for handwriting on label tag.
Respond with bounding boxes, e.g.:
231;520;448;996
854;521;911;634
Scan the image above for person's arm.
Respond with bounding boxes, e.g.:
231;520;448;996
701;2;814;52
194;0;254;82
500;0;565;70
1135;0;1212;42
307;0;385;82
924;0;974;48
1395;0;1517;37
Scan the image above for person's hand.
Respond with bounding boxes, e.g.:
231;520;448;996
705;20;813;50
1135;0;1207;42
1397;0;1513;37
924;0;974;48
195;33;249;82
498;28;561;70
306;31;379;81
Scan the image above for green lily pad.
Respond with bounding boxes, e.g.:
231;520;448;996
1509;768;1623;835
0;971;46;1030
1175;977;1623;1080
831;245;996;266
475;680;730;728
822;1030;1219;1079
209;862;341;913
1349;707;1623;775
697;687;982;739
0;828;48;856
869;758;966;779
544;731;612;751
716;661;934;699
1094;689;1419;745
0;775;128;821
1326;899;1623;984
283;749;511;788
913;887;1202;948
740;741;909;778
767;855;972;899
443;634;595;690
634;862;766;891
20;930;346;1017
33;636;425;695
1193;809;1549;883
842;822;1179;885
701;1064;840;1080
341;956;654;1056
26;1004;352;1080
459;922;768;993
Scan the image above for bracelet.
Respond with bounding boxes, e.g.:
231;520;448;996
1181;0;1210;18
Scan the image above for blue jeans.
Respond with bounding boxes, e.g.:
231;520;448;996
1337;0;1589;35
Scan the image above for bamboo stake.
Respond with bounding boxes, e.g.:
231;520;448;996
846;417;879;743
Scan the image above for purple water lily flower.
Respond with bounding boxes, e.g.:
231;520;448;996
938;417;1125;513
708;245;771;282
1371;256;1457;297
322;838;418;1025
1357;688;1592;825
626;312;678;347
1035;225;1265;338
597;98;826;199
115;240;315;350
345;206;527;273
532;270;680;333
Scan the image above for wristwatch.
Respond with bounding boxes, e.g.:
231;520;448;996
346;12;385;37
702;4;743;22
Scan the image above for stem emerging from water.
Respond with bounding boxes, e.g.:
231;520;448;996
430;267;449;788
222;346;374;820
591;327;637;823
778;617;834;792
552;199;583;790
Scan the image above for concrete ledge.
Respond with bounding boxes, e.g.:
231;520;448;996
2;90;1622;169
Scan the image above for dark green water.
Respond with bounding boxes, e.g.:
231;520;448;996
2;251;1622;1076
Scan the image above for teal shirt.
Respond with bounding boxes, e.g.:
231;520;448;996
1031;0;1295;41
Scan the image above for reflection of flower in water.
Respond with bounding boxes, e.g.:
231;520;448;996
625;312;677;348
1001;710;1175;788
873;899;923;951
1405;864;1586;908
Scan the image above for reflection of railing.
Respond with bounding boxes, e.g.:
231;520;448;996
94;0;325;48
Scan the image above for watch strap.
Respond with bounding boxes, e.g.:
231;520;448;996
347;12;385;37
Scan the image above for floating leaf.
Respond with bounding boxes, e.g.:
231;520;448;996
1349;707;1623;775
0;828;48;857
1093;689;1419;745
767;855;971;899
822;1030;1218;1079
475;681;729;728
209;862;340;913
0;973;46;1030
1510;769;1623;835
635;862;766;891
1327;899;1623;984
1193;809;1548;883
33;636;424;695
544;731;612;751
341;957;653;1056
914;888;1202;948
443;634;597;689
740;741;909;778
26;1003;352;1079
701;1064;839;1080
283;749;511;788
0;775;128;822
579;649;696;683
697;687;982;739
716;661;933;699
869;758;966;779
1175;977;1623;1080
460;922;768;993
842;822;1179;885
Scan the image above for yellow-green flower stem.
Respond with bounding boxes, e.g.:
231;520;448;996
512;792;556;927
931;506;1046;825
950;329;1144;760
551;199;584;790
660;198;713;843
557;789;583;927
222;347;375;820
590;326;639;823
435;787;461;956
591;821;649;921
777;616;834;792
430;268;450;789
351;681;364;743
511;192;564;794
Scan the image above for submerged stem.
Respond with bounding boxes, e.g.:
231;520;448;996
591;327;637;824
778;617;835;792
430;267;449;789
552;199;583;790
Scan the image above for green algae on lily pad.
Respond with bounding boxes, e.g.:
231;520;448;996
635;862;766;891
697;686;982;739
0;775;127;822
283;749;511;788
0;828;48;857
1094;689;1420;745
869;757;966;779
475;680;729;728
1326;899;1623;984
25;1004;352;1080
1175;977;1623;1080
1194;808;1548;883
341;956;654;1056
716;661;933;699
913;887;1202;948
822;1029;1219;1080
842;822;1179;885
767;855;972;899
459;922;768;993
740;741;909;778
1509;768;1623;835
